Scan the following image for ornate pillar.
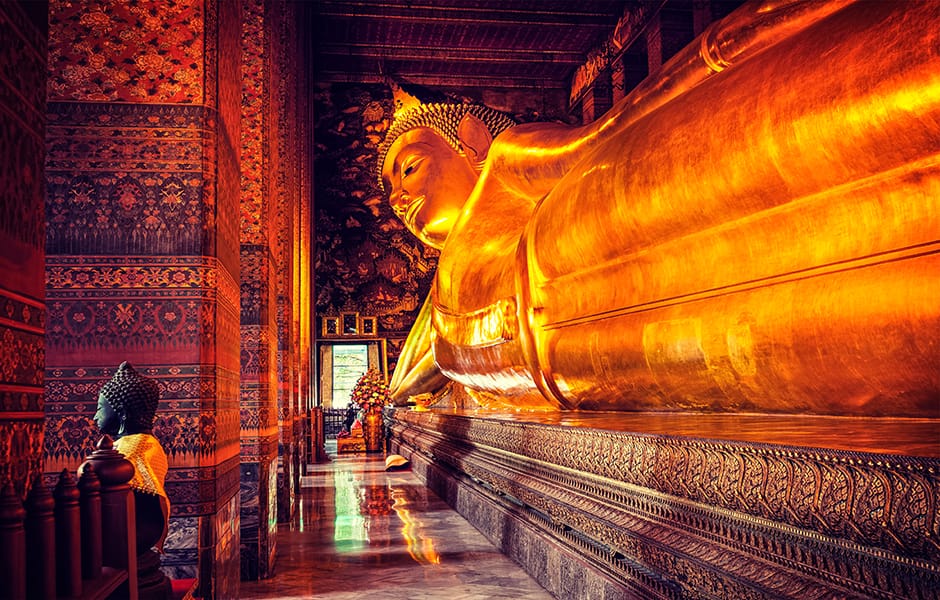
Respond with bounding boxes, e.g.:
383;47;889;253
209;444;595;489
273;0;303;527
238;0;279;580
44;2;243;597
0;1;47;501
238;0;308;579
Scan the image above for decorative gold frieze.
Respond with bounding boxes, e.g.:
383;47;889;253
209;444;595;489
390;410;939;599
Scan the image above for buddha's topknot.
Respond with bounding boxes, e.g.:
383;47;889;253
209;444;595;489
98;362;160;430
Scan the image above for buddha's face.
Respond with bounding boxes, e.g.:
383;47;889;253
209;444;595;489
94;394;121;435
381;127;480;249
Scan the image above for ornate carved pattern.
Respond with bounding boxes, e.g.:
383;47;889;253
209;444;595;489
45;257;238;356
0;420;44;498
239;246;272;325
164;455;240;516
465;413;940;562
0;299;43;392
46;291;215;353
238;434;278;463
46;257;224;289
391;411;940;599
45;364;217;408
46;103;215;256
0;387;42;415
239;0;265;245
414;427;830;598
47;0;204;103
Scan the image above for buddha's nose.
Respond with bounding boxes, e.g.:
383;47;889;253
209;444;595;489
390;190;409;218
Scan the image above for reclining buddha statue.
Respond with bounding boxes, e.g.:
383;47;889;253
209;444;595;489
379;0;940;416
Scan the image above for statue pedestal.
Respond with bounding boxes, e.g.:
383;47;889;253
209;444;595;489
387;408;939;599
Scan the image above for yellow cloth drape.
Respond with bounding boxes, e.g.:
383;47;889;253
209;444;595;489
115;433;170;552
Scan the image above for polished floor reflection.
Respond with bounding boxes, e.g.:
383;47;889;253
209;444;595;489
239;444;553;599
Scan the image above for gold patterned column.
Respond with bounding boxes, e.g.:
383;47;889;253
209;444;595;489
44;1;243;597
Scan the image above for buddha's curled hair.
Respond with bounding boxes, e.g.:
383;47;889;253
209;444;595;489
99;361;160;430
377;102;515;191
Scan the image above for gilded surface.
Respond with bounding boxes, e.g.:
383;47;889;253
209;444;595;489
381;0;940;417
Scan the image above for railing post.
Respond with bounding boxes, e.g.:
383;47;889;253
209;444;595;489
54;468;83;597
25;474;56;600
79;435;138;600
78;463;103;581
0;483;26;599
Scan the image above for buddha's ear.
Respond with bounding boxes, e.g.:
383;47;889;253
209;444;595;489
457;113;493;169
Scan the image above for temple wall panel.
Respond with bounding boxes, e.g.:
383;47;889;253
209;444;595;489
45;1;242;597
0;0;47;500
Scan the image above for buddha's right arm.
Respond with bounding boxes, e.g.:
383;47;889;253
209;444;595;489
484;0;852;204
483;123;597;202
388;348;451;404
389;294;452;402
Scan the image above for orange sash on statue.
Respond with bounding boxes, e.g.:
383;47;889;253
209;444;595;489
114;433;170;552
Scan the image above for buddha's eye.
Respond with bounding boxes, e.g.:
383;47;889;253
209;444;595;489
401;156;422;179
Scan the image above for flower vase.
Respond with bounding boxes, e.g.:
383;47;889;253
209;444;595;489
363;407;384;453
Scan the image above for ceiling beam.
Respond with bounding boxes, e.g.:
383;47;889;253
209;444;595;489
316;43;585;65
314;1;622;27
314;69;570;90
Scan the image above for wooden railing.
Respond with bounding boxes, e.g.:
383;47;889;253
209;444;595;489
0;436;138;600
322;408;347;438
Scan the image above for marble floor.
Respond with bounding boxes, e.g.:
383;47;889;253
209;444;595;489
239;442;553;600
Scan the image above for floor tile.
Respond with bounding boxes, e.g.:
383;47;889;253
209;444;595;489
239;444;552;599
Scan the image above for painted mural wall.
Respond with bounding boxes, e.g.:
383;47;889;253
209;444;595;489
313;83;437;378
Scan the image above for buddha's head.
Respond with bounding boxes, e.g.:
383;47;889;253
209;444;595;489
94;361;160;436
378;83;515;249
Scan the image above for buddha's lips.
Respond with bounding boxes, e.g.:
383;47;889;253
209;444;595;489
404;196;425;228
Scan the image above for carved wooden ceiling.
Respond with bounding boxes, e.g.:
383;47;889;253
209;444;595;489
310;0;633;92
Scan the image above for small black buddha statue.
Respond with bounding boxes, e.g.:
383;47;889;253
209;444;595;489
95;361;171;599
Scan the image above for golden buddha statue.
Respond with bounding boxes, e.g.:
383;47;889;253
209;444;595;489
381;0;940;417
